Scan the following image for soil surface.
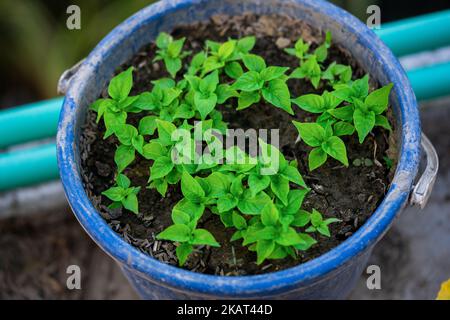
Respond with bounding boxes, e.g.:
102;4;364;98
80;14;397;275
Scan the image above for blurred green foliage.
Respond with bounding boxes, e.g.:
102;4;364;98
0;0;155;100
0;0;373;102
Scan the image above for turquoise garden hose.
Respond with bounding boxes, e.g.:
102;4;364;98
407;62;450;101
0;97;62;149
375;9;450;57
0;143;58;191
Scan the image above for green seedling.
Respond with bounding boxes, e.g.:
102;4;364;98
383;156;394;169
322;62;353;87
187;51;207;76
352;158;374;167
232;54;292;114
157;171;221;265
90;67;138;138
332;74;370;103
331;78;393;143
185;70;238;119
113;123;144;173
237;188;329;264
305;209;341;237
257;139;307;205
285;32;331;64
202;36;256;77
287;31;332;89
132;78;182;114
289;55;322;89
143;119;199;196
284;37;310;60
292;121;349;171
102;174;140;214
292;90;354;135
243;202;311;264
90;32;347;267
154;32;191;78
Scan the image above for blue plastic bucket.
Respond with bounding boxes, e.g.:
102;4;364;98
57;0;421;299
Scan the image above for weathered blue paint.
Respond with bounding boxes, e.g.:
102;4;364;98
57;0;421;299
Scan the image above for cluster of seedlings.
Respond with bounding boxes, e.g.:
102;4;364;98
90;31;393;266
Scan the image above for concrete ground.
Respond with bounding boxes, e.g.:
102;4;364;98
0;99;449;300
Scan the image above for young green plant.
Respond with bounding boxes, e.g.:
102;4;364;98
232;54;293;114
102;174;140;214
331;76;393;143
89;32;344;268
292;121;349;171
202;36;256;77
90;67;138;138
287;32;332;89
154;32;191;78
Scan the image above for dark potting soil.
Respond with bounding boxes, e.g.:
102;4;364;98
80;14;398;275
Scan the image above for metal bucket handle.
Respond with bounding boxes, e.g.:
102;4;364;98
57;59;85;95
410;133;439;209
